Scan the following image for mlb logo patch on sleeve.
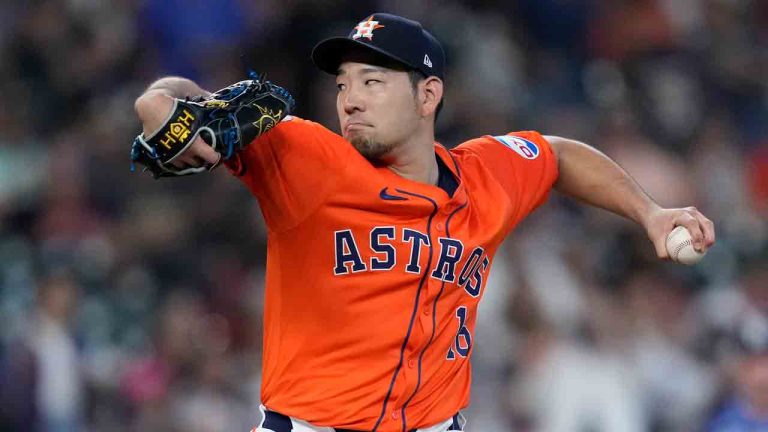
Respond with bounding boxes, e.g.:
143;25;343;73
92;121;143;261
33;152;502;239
493;135;540;160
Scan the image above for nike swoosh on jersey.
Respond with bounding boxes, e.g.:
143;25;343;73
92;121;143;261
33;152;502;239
379;187;408;201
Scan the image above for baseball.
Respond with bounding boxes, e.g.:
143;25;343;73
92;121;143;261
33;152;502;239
666;226;706;265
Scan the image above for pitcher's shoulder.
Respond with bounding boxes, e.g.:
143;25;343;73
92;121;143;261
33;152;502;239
452;131;551;160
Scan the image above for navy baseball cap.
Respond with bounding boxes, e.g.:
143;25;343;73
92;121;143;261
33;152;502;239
312;13;445;80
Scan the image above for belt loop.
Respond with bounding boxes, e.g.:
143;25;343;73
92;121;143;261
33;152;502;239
449;411;465;431
261;407;294;432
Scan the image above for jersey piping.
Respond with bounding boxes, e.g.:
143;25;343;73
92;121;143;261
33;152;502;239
372;190;438;432
399;201;468;431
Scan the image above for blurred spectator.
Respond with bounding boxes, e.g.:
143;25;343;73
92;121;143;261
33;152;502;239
139;0;251;82
704;261;768;430
508;283;645;432
698;249;768;431
0;336;38;430
705;342;768;431
32;269;84;432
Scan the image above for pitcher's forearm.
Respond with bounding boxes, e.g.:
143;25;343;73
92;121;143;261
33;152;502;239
134;77;211;136
141;76;211;99
547;136;661;226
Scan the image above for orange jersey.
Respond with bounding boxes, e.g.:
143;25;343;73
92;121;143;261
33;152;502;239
225;117;558;431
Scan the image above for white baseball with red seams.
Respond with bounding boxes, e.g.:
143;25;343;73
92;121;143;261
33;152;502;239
665;226;706;265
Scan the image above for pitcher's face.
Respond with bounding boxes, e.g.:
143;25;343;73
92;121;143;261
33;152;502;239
336;61;420;160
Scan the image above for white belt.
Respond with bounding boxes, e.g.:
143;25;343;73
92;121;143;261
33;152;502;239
254;405;466;432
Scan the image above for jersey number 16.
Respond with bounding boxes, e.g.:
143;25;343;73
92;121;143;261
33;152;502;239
446;306;472;360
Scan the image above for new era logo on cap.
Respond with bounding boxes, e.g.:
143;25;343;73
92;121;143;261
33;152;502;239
423;54;432;68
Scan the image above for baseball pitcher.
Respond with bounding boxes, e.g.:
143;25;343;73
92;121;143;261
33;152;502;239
131;13;716;432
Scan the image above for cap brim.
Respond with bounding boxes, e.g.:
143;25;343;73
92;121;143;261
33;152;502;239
311;37;416;75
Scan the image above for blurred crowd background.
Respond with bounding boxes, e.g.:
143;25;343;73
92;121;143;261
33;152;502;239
0;0;766;431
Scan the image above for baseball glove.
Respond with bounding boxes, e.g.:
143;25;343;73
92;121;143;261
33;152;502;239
131;77;295;178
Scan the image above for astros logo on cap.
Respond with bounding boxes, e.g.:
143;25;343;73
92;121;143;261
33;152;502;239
352;15;385;40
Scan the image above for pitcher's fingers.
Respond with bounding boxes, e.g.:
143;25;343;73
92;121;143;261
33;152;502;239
693;211;716;247
171;159;188;169
208;153;223;171
173;152;200;168
189;138;221;165
673;212;705;252
652;235;670;260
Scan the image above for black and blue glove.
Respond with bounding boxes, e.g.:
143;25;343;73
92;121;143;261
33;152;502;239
131;77;295;178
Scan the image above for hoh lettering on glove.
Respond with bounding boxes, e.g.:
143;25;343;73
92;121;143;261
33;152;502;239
131;78;295;178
